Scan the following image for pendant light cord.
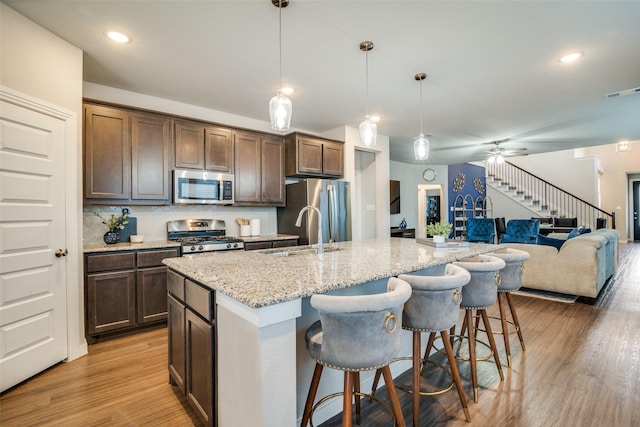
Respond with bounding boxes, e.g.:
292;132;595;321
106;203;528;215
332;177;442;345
278;0;283;95
419;78;423;134
365;48;369;117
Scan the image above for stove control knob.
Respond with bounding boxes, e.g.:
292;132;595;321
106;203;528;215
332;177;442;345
190;246;196;251
226;243;232;249
233;243;239;248
198;245;204;251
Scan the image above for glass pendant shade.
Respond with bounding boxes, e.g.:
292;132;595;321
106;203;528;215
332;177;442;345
269;92;292;131
359;116;377;147
414;133;430;160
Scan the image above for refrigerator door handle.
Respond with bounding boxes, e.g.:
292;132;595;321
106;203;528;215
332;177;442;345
327;184;337;243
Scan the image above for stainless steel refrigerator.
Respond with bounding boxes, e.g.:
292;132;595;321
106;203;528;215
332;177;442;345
277;179;351;245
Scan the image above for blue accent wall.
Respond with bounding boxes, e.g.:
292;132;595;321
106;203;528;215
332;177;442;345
448;163;486;224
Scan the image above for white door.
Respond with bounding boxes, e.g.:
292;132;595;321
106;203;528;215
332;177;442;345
0;99;68;392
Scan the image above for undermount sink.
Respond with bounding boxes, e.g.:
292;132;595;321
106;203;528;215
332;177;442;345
263;246;342;257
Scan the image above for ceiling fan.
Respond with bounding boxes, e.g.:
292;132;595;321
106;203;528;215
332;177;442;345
484;139;527;163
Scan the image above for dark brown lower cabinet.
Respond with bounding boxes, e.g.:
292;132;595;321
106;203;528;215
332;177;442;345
168;294;186;394
84;248;179;343
168;270;216;427
185;308;214;425
86;270;136;335
244;238;298;251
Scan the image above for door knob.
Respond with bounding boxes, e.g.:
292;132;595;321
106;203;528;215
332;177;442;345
55;249;68;257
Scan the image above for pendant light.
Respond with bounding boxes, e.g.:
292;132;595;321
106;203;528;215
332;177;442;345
413;73;430;160
359;41;377;147
269;0;292;131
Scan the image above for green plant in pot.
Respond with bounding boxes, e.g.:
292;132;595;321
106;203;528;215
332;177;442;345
94;210;129;244
425;221;452;243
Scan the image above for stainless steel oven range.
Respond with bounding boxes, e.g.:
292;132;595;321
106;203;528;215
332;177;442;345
167;219;244;255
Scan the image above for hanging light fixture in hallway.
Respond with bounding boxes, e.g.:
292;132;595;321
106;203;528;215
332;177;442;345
359;41;377;147
413;73;430;160
269;0;292;131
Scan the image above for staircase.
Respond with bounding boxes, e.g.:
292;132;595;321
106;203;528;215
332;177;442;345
486;161;615;229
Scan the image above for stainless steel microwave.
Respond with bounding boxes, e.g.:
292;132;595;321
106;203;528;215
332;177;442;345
173;170;234;205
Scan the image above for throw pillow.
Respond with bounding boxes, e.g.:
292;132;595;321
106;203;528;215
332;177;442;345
578;227;591;235
537;233;564;250
567;228;580;239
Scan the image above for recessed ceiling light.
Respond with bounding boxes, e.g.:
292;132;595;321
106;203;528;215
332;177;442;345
105;31;130;43
280;87;295;95
559;52;583;63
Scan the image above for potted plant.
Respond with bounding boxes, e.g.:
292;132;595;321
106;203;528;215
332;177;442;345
94;210;129;244
425;221;452;243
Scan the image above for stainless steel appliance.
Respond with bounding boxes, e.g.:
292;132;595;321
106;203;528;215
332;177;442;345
277;179;351;245
167;219;244;255
173;170;234;205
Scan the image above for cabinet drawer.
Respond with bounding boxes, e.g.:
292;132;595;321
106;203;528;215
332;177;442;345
244;241;273;251
137;249;179;268
272;239;298;248
167;269;185;301
185;279;214;321
86;252;135;273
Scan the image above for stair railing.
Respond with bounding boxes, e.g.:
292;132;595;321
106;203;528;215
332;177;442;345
486;161;615;230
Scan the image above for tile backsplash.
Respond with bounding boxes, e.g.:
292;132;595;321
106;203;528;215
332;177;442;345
83;205;278;244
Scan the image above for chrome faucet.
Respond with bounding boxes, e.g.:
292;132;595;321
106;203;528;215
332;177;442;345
295;205;323;254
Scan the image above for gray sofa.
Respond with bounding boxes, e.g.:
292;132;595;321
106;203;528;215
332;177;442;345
504;229;619;298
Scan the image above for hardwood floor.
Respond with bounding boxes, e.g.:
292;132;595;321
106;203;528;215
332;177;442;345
0;243;638;426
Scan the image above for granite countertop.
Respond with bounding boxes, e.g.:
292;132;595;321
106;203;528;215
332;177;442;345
84;240;181;253
163;238;504;309
240;234;298;243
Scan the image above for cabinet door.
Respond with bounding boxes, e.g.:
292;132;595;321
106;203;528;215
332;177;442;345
168;294;186;394
205;126;233;172
261;136;285;205
297;136;323;175
84;105;130;200
86;270;136;335
233;131;261;203
137;266;168;324
185;309;214;426
131;113;171;201
175;121;205;169
322;140;344;177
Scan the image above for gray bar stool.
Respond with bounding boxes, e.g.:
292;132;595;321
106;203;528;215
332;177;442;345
398;264;472;425
490;248;530;366
453;255;506;403
301;277;412;427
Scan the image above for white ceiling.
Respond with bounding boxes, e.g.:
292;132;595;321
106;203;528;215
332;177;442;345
6;0;640;164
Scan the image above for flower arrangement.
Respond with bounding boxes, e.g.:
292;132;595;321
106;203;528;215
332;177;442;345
425;221;452;237
94;211;129;231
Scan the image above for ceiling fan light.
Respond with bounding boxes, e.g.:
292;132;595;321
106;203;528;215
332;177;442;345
269;93;292;131
487;155;496;164
496;154;505;164
359;116;377;146
414;133;430;160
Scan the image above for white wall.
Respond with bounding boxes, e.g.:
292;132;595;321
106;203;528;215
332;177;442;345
579;142;640;241
507;150;598;204
389;161;448;232
1;3;85;359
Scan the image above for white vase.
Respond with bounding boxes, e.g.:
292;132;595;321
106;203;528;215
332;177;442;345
433;235;446;243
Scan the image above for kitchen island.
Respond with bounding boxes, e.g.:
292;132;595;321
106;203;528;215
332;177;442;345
163;238;502;427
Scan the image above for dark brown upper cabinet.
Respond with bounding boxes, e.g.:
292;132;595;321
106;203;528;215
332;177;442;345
174;120;233;173
233;130;285;207
84;103;171;205
284;132;344;178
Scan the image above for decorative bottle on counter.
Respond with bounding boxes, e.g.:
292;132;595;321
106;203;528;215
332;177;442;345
399;217;407;229
103;230;120;244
